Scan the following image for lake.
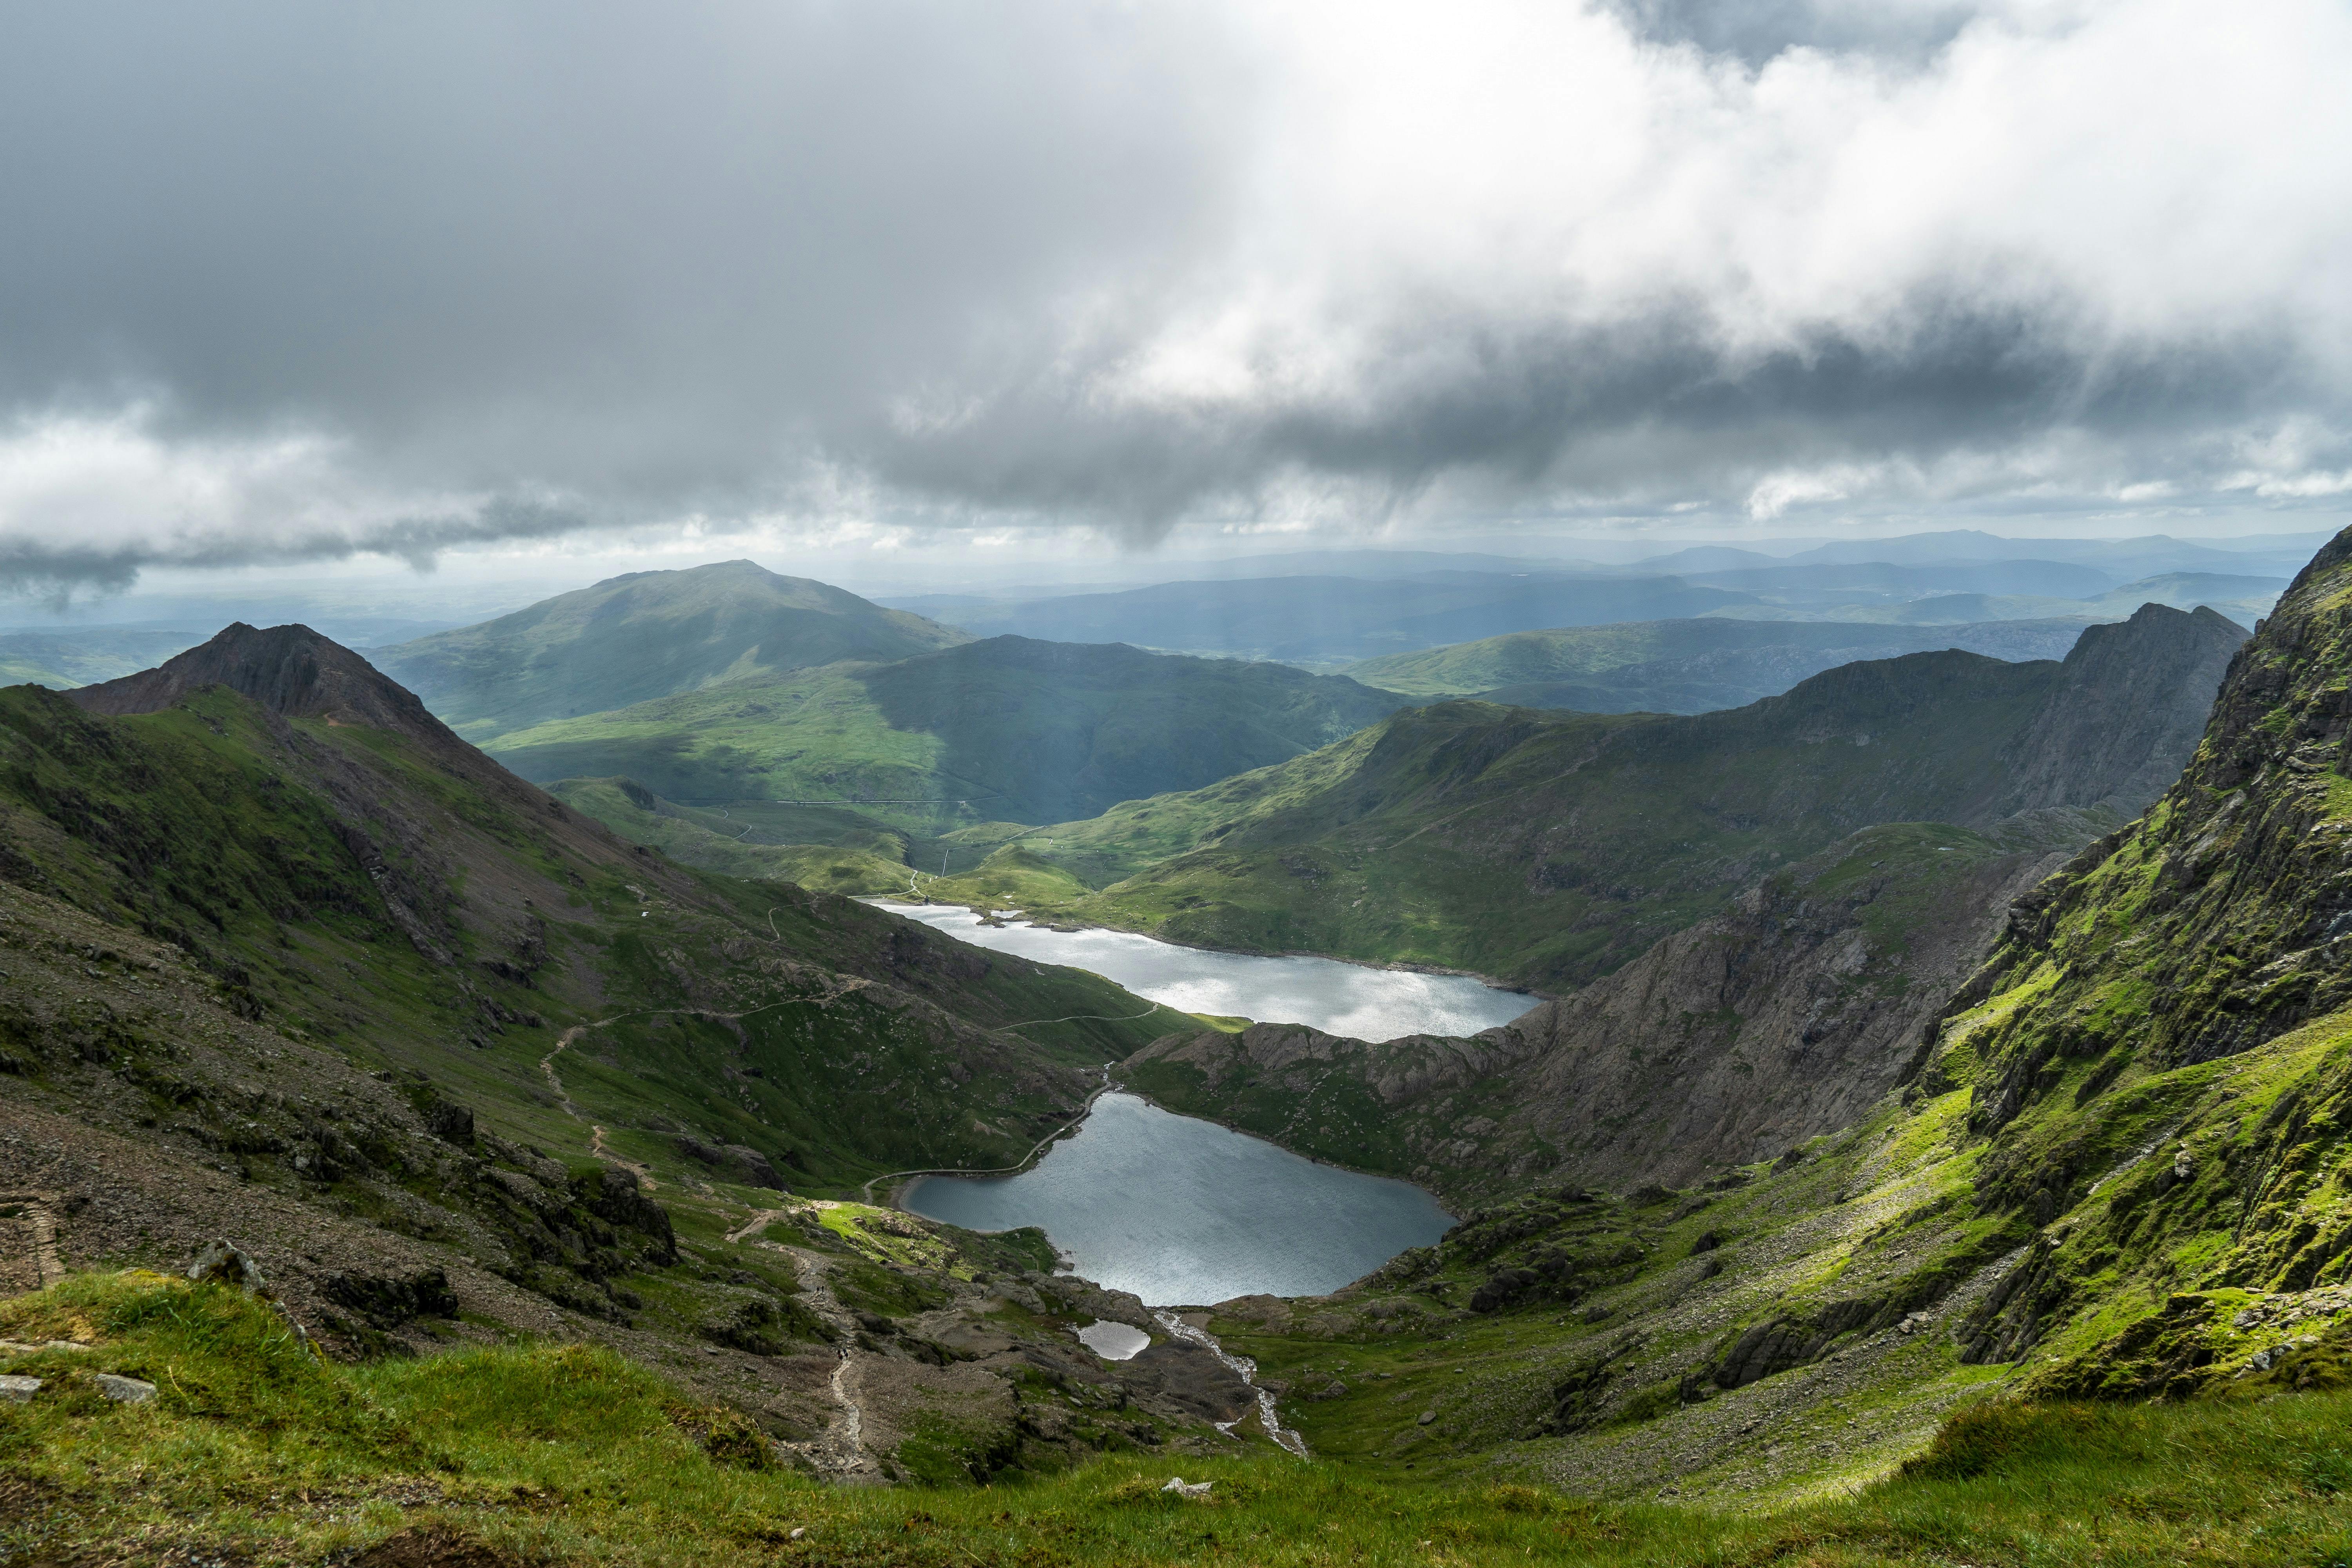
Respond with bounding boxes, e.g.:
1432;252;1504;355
874;901;1533;1040
902;1092;1455;1305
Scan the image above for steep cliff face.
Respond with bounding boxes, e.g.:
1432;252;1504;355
1924;524;2352;1385
1482;822;2084;1189
1965;535;2352;1117
1985;604;2249;821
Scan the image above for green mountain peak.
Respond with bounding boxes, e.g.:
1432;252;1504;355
369;559;971;742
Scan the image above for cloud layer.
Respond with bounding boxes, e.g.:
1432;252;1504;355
2;0;2348;586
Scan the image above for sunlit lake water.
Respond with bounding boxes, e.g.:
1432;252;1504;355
903;1093;1454;1305
873;901;1533;1040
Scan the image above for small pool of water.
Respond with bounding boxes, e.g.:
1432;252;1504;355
1074;1321;1150;1360
873;901;1532;1041
904;1093;1454;1305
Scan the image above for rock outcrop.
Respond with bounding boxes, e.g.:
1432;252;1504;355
70;622;467;755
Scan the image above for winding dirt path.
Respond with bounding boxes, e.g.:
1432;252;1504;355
762;1245;885;1483
538;1029;657;1189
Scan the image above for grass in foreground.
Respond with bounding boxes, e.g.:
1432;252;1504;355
7;1272;2352;1566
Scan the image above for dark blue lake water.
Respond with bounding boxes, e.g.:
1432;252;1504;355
902;1093;1454;1306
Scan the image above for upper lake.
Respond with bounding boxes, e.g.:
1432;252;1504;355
874;902;1534;1040
902;1093;1455;1305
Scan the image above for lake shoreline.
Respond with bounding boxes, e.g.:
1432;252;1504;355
885;1078;1461;1229
1110;1080;1461;1216
865;895;1555;1003
897;1091;1455;1305
869;900;1542;1042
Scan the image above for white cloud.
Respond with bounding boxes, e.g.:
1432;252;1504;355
0;0;2347;585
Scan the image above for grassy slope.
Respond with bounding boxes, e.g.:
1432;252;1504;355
11;1269;2352;1566
544;776;921;898
0;678;1195;1196
492;637;1411;828
370;560;969;743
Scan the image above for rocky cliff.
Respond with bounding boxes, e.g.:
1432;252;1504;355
1983;603;2249;820
71;622;464;752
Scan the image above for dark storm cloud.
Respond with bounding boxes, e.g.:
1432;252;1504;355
1601;0;1980;68
0;2;1239;492
0;0;2345;585
861;291;2321;526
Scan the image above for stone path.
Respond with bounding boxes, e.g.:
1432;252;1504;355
0;1192;64;1294
762;1244;886;1483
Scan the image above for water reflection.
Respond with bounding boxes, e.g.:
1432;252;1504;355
904;1093;1453;1306
875;901;1531;1040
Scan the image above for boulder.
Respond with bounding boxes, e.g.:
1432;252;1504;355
675;1136;787;1190
186;1240;266;1294
323;1268;461;1329
94;1373;156;1404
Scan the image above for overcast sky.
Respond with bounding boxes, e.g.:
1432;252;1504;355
2;0;2349;600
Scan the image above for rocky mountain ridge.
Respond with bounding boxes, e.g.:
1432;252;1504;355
1013;601;2248;991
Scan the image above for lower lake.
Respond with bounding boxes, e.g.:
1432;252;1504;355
902;1093;1455;1306
874;901;1533;1040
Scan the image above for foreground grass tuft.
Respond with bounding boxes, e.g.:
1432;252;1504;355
8;1272;2352;1565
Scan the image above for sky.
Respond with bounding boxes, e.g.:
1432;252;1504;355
2;0;2349;610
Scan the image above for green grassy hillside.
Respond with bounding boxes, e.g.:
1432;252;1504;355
369;560;969;742
543;776;920;897
13;1266;2352;1565
1;628;1198;1201
490;636;1411;828
982;606;2241;989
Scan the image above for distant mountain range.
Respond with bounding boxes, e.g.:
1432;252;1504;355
883;558;2285;666
1343;617;2098;710
883;572;1762;665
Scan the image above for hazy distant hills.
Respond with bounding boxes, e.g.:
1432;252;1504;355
484;635;1413;825
882;572;1760;664
368;559;971;742
0;628;211;689
884;556;2285;665
1343;617;2097;710
996;604;2249;989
